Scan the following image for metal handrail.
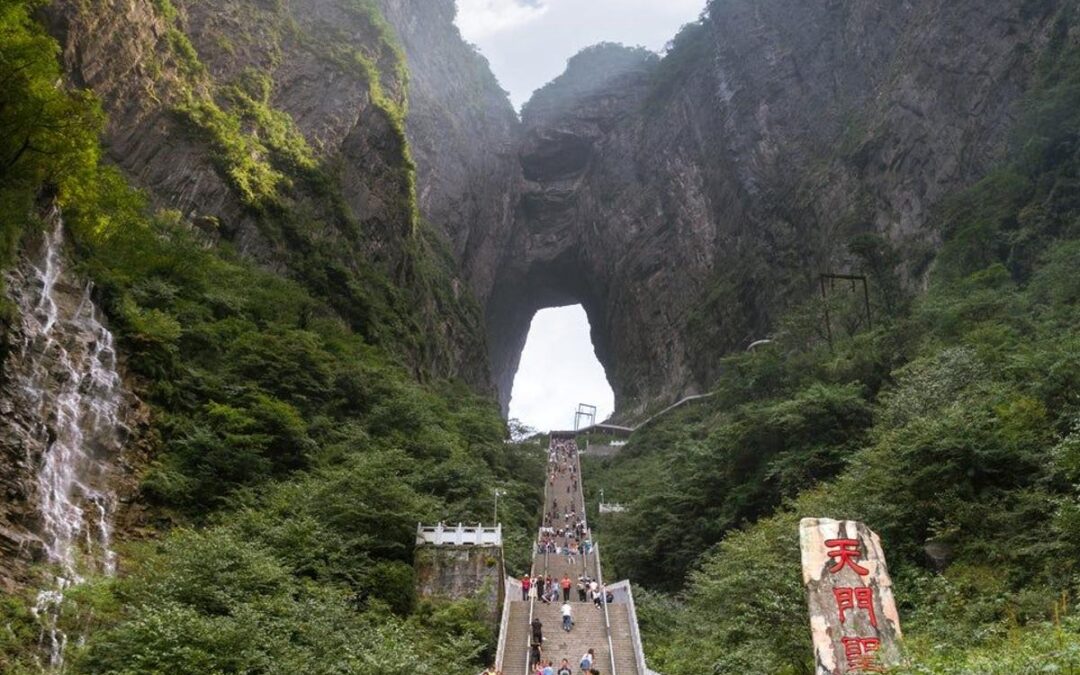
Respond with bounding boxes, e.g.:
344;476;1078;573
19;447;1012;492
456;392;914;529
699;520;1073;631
525;438;556;673
573;454;589;578
611;580;648;675
525;583;536;674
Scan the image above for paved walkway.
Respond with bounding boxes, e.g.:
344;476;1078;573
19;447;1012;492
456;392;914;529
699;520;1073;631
499;438;640;675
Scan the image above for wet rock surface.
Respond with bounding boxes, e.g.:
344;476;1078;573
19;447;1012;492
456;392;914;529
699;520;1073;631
0;216;146;594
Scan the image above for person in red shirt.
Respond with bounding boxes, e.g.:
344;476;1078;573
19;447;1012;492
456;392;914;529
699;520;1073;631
521;574;531;601
560;575;572;602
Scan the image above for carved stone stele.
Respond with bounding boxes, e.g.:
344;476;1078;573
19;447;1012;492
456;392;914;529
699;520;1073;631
800;518;903;674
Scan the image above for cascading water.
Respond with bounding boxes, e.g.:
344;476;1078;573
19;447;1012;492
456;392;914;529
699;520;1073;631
5;207;126;670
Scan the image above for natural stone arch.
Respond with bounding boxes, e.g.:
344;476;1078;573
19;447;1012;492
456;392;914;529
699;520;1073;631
485;248;613;418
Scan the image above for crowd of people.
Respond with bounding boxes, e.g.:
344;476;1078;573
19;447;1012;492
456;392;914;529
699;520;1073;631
541;440;590;556
520;572;581;604
482;437;612;675
519;573;614;608
525;620;600;675
480;645;600;675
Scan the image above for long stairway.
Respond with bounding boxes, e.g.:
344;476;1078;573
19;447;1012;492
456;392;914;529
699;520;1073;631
498;437;642;675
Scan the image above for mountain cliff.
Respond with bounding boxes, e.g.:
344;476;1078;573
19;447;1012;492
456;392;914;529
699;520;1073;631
42;0;496;388
490;0;1065;417
29;0;1067;419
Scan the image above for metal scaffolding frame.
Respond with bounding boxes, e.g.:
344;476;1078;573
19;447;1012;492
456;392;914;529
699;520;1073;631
573;403;597;430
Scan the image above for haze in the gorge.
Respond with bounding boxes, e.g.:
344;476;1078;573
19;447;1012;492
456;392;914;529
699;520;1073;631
458;0;702;431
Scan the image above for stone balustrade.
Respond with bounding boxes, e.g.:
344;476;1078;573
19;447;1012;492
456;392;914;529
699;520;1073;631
416;522;503;547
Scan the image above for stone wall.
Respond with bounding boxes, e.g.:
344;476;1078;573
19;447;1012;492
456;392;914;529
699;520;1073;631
413;544;504;625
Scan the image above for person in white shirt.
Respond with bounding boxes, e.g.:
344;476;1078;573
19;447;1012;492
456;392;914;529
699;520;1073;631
579;648;594;674
561;602;573;632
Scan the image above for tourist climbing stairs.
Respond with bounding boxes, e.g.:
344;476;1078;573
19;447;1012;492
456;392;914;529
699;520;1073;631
496;436;645;675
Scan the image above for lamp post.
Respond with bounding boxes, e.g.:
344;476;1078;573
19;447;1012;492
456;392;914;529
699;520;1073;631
493;488;506;525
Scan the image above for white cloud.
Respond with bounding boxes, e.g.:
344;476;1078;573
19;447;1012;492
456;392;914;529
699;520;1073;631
456;0;548;42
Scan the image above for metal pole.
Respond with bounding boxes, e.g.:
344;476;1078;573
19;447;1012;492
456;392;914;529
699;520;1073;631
493;488;505;525
820;274;834;351
862;276;873;329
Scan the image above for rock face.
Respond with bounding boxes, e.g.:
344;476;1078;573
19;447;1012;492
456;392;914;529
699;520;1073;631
30;0;1072;418
482;1;1065;417
413;544;504;624
48;0;409;251
378;0;523;307
0;209;145;593
43;0;493;386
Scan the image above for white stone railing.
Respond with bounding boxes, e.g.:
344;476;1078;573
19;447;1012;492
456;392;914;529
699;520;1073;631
415;522;502;547
599;502;628;514
494;576;521;669
608;580;649;675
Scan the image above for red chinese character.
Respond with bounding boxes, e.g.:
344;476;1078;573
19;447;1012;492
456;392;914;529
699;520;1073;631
833;587;878;628
841;636;884;672
825;538;870;575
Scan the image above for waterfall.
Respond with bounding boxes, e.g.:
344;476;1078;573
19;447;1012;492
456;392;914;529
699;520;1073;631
5;208;126;670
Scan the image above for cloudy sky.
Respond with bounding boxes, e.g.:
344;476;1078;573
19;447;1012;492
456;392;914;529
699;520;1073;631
456;0;705;109
454;1;704;431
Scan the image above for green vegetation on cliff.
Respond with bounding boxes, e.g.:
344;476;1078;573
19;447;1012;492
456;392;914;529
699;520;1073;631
589;12;1080;673
0;0;101;316
0;0;540;671
147;0;471;380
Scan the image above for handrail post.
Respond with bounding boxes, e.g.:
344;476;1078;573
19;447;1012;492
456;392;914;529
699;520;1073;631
494;576;519;668
624;582;648;675
594;542;617;675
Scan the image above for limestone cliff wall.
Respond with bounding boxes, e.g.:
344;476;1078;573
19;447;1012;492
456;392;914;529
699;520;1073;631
378;0;523;307
29;0;1072;417
43;0;494;387
488;1;1066;417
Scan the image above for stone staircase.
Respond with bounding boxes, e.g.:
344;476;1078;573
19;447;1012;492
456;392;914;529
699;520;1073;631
500;601;532;675
500;599;640;674
538;548;593;584
497;438;644;674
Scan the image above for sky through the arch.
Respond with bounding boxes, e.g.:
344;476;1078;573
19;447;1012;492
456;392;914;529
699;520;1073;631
508;306;614;433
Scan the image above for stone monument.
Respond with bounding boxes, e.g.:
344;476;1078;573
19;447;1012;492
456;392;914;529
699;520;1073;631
800;518;903;674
